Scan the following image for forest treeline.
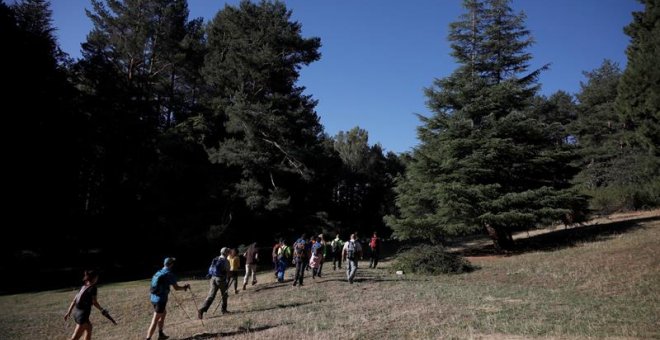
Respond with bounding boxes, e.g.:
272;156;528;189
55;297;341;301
0;0;657;292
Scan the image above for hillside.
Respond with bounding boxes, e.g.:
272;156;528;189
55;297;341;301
0;212;658;339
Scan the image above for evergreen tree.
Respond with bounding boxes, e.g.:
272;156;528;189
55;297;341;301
332;127;404;236
200;0;326;236
1;0;86;289
76;0;209;252
571;60;625;190
616;0;660;153
571;60;659;212
386;0;587;250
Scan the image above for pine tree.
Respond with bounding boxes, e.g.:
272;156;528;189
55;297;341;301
571;60;625;190
386;0;587;250
616;0;660;154
200;0;326;233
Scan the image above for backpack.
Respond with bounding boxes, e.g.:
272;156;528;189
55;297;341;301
346;240;356;260
277;245;291;260
150;270;165;295
208;256;227;278
293;240;306;259
331;239;341;252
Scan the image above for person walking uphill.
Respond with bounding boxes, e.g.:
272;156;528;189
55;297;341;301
292;234;308;286
243;242;259;290
276;239;291;282
64;270;112;340
145;257;191;340
331;234;344;270
228;248;240;294
198;247;230;319
343;234;363;284
369;232;381;269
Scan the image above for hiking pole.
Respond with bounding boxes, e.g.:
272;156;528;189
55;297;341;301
187;287;204;327
170;291;193;321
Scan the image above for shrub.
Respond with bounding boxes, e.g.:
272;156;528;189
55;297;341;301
394;244;473;275
587;181;660;214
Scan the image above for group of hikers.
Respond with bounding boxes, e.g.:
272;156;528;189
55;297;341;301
63;232;381;340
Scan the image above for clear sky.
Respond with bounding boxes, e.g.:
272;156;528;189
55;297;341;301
48;0;642;154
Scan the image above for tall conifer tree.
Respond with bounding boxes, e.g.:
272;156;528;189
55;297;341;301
387;0;587;250
200;0;326;234
616;0;660;154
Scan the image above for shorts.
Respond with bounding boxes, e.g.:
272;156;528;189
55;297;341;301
152;300;168;313
73;307;91;325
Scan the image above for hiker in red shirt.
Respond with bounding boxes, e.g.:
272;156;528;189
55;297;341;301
369;232;381;269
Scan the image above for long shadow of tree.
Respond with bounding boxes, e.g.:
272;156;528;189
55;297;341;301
459;215;658;257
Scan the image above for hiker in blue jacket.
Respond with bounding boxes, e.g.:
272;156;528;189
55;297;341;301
145;257;190;340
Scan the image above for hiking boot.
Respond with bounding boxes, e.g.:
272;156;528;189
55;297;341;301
235;289;239;294
197;309;204;320
242;283;247;290
222;309;230;314
293;281;297;286
252;280;257;285
158;331;169;340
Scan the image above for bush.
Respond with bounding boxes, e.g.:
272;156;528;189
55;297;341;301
394;244;473;275
587;181;660;214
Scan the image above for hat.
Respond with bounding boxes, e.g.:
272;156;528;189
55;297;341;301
220;247;229;256
164;257;176;266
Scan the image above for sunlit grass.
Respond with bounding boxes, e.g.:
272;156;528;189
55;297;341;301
0;217;658;339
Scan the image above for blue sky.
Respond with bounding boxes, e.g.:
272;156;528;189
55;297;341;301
48;0;642;154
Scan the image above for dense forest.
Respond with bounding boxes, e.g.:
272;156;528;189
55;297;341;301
0;0;657;293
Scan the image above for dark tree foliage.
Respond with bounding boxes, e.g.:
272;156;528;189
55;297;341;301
616;0;660;154
74;0;210;254
331;127;404;237
572;0;660;212
1;0;86;291
386;0;588;250
198;0;330;239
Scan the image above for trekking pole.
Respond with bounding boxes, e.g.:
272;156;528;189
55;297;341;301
187;287;204;327
212;281;229;315
170;291;193;321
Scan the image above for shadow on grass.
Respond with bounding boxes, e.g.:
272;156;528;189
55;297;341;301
179;322;290;339
206;300;322;318
459;215;658;257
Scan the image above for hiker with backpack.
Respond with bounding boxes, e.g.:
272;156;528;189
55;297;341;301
331;234;344;270
242;242;259;290
369;231;381;269
272;240;281;278
292;234;308;286
145;257;191;340
276;239;292;282
342;234;363;284
310;235;326;277
309;245;322;279
227;248;240;294
198;247;230;319
64;270;112;340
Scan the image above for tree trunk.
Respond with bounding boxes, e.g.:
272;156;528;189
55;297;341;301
484;224;515;251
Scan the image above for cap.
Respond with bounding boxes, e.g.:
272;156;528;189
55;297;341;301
164;257;176;266
220;247;229;256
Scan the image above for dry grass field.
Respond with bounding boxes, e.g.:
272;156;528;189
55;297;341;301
1;210;658;339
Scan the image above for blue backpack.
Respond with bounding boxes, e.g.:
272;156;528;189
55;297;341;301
208;256;227;278
150;270;166;295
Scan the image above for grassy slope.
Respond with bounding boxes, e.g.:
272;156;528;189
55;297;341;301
0;216;658;339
